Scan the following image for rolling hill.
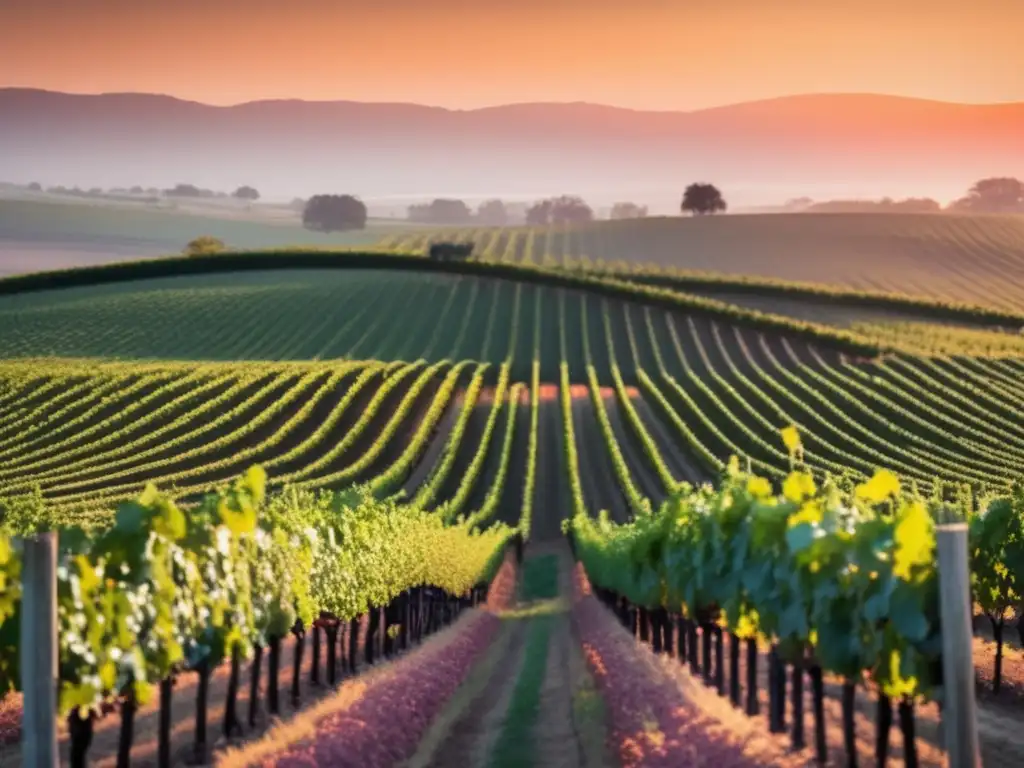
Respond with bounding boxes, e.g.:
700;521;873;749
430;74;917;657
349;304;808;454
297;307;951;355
386;213;1024;311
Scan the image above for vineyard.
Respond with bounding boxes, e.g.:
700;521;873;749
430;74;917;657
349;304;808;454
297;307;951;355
1;217;1023;766
374;213;1024;311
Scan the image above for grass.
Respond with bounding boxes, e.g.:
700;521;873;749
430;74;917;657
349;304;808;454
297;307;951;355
489;554;561;768
0;197;394;260
519;553;560;602
404;621;517;768
490;616;554;768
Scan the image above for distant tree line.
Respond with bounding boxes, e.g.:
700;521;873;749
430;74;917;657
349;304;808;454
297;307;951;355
610;202;648;219
406;198;525;226
782;178;1024;215
948;177;1024;214
783;197;942;214
525;195;595;225
164;183;262;201
19;182;263;204
18;175;1024;226
403;194;648;226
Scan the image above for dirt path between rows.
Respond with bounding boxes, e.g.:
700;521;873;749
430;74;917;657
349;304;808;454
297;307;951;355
533;544;614;768
415;620;530;768
409;543;611;768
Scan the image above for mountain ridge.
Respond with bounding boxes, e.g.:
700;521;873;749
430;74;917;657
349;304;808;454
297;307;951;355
4;86;1023;113
2;88;1021;208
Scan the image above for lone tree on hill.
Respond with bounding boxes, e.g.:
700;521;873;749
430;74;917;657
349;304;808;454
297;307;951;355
303;194;368;231
681;183;727;216
232;185;260;201
949;177;1024;213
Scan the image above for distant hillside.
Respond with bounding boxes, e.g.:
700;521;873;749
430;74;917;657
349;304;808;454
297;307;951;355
0;198;393;276
385;213;1024;312
1;90;1022;209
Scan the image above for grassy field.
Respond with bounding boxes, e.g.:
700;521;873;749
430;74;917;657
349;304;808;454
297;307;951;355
0;197;401;275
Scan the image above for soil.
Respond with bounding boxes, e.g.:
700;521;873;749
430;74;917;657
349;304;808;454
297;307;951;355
412;543;611;768
418;620;530;768
972;612;1024;709
533;545;614;768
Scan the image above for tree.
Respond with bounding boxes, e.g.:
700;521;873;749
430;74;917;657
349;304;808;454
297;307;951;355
949;177;1024;213
610;202;648;220
26;182;42;192
233;185;260;202
184;236;226;256
165;183;203;198
525;199;553;226
407;198;473;225
525;195;593;226
549;195;593;224
476;199;508;226
302;194;367;232
681;183;727;216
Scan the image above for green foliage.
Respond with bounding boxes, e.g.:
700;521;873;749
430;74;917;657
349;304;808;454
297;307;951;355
570;431;949;700
0;531;20;694
0;467;511;717
183;235;226;256
0;249;884;358
969;483;1024;625
612;270;1024;331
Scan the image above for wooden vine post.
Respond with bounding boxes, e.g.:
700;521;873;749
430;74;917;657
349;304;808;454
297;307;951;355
936;521;980;768
20;532;59;767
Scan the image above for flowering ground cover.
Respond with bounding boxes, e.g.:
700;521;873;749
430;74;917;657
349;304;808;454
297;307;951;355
258;612;502;767
570;562;782;768
0;692;20;747
220;554;518;767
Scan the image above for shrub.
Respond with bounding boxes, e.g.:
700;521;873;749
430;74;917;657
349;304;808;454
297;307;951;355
184;236;226;256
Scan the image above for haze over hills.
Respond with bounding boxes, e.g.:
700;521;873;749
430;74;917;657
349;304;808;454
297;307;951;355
2;88;1023;210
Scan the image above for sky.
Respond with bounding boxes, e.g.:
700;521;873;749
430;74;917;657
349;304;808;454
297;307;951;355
1;0;1022;110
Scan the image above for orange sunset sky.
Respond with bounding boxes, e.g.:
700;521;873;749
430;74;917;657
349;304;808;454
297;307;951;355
2;0;1022;111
